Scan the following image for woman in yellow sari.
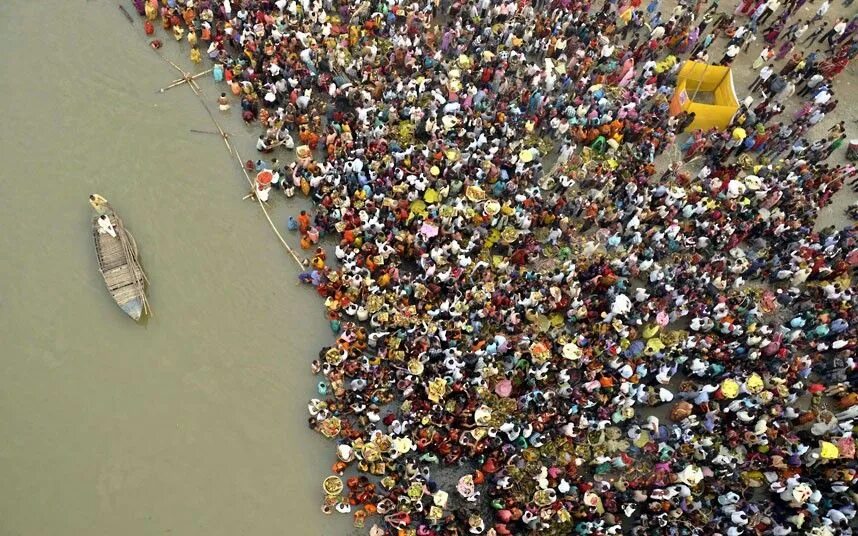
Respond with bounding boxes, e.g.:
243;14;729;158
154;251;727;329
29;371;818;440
144;0;158;21
348;25;360;48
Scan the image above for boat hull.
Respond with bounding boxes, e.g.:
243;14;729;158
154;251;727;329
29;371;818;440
120;297;144;321
91;198;148;321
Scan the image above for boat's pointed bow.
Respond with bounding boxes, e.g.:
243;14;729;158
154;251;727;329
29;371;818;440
121;298;144;321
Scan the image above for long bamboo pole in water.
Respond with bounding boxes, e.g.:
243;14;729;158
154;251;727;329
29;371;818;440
116;6;305;270
113;211;152;316
158;56;306;270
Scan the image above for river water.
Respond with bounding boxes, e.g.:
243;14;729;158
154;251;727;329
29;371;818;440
0;2;346;534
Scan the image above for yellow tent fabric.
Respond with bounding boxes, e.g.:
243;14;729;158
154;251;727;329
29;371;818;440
670;61;739;131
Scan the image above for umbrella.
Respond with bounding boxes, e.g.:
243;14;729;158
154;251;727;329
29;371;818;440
677;465;704;486
807;383;825;394
744;175;762;190
256;170;273;185
409;199;428;218
625;340;645;357
530;341;551;362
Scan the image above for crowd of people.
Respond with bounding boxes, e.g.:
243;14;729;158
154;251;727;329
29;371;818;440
134;0;858;534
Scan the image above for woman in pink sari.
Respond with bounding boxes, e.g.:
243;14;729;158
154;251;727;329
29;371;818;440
618;57;636;87
734;0;755;14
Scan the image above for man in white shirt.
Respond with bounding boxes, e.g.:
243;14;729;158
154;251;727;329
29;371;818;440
756;0;780;26
797;72;824;96
792;21;809;40
819;18;847;49
97;215;117;238
810;0;830;23
750;64;774;91
728;25;747;47
720;44;741;66
813;88;832;106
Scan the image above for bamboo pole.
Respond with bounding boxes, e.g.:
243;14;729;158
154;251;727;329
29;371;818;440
190;128;229;136
115;215;152;317
158;55;306;270
690;61;709;103
158;68;213;93
118;5;133;23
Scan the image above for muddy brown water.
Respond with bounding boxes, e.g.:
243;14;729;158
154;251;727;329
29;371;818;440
0;2;350;534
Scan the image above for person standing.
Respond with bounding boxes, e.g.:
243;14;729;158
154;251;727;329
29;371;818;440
750;64;775;91
780;52;805;76
691;30;717;56
827;120;846;140
818;18;848;49
823;134;847;159
720;43;741;65
757;0;781;26
812;85;833;106
774;79;796;104
810;0;831;24
804;22;829;45
753;46;774;69
836;18;858;46
784;20;810;41
774;38;796;60
798;71;825;96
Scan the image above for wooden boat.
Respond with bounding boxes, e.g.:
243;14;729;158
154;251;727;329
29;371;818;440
89;194;150;321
